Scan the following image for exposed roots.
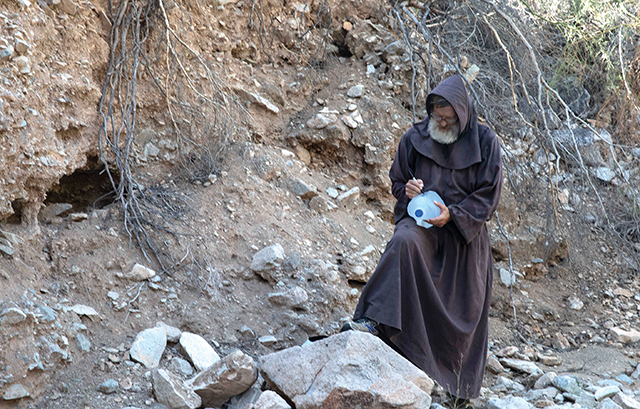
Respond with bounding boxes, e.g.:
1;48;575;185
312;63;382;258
98;0;245;272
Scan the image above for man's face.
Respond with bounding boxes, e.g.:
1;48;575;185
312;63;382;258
431;105;458;132
429;105;460;145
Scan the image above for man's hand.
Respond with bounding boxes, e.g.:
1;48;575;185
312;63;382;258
405;179;424;199
426;201;451;227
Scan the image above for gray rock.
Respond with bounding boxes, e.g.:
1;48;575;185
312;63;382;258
170;358;194;377
0;45;13;61
552;375;583;395
599;398;623;409
534;372;557;390
76;334;91;352
499;358;543;377
39;305;58;322
486;396;534;409
499;268;517;287
486;356;505;374
336;187;360;207
0;307;27;325
253;390;290;409
130;327;167;368
227;383;263;409
250;244;286;273
596;167;616;183
2;384;29;400
347;85;363;98
616;374;634;385
156;322;182;343
97;379;119;394
144;142;160;158
550;126;606;166
258;335;277;346
575;391;597;407
40;336;67;364
326;188;339;198
67;304;101;321
268;287;308;309
187;349;258;407
289;179;318;200
306;113;337;129
153;369;201;409
179;332;219;372
613;393;640;409
596;386;622;401
494;376;525;393
259;331;433;409
524;386;559;401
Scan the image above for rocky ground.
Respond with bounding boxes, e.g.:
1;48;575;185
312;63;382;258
1;0;640;408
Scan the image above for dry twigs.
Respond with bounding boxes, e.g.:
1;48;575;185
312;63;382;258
98;0;244;271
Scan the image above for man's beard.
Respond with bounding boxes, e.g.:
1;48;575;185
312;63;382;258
428;119;461;145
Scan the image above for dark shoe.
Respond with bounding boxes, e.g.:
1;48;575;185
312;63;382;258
340;318;379;336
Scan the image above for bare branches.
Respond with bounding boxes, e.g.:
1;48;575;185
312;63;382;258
98;0;245;272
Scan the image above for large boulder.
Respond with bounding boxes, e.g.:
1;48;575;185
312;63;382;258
259;331;433;409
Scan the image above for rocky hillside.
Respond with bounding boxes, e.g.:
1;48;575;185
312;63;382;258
1;0;640;408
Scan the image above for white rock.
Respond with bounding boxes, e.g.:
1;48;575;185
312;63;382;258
153;369;202;409
326;188;339;198
486;395;534;409
253;390;291;409
128;263;156;281
341;115;358;129
179;332;220;371
0;307;27;325
613;393;640;409
610;327;640;344
250;244;286;272
499;268;516;287
568;296;584;311
347;85;363;98
499;358;543;377
306;113;337;129
595;385;621;401
68;304;101;321
259;335;277;346
336;187;360;205
130;327;167;368
13;56;30;74
596;167;616;182
3;384;30;400
259;331;433;409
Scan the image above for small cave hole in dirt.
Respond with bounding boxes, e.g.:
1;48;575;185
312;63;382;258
45;159;118;214
333;40;353;58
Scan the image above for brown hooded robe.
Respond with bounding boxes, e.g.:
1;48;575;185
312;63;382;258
354;75;503;399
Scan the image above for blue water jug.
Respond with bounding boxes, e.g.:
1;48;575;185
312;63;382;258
408;191;444;229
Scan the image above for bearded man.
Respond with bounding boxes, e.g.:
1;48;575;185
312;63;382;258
342;75;503;408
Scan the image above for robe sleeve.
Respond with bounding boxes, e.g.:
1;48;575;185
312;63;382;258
446;134;503;244
389;132;414;224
